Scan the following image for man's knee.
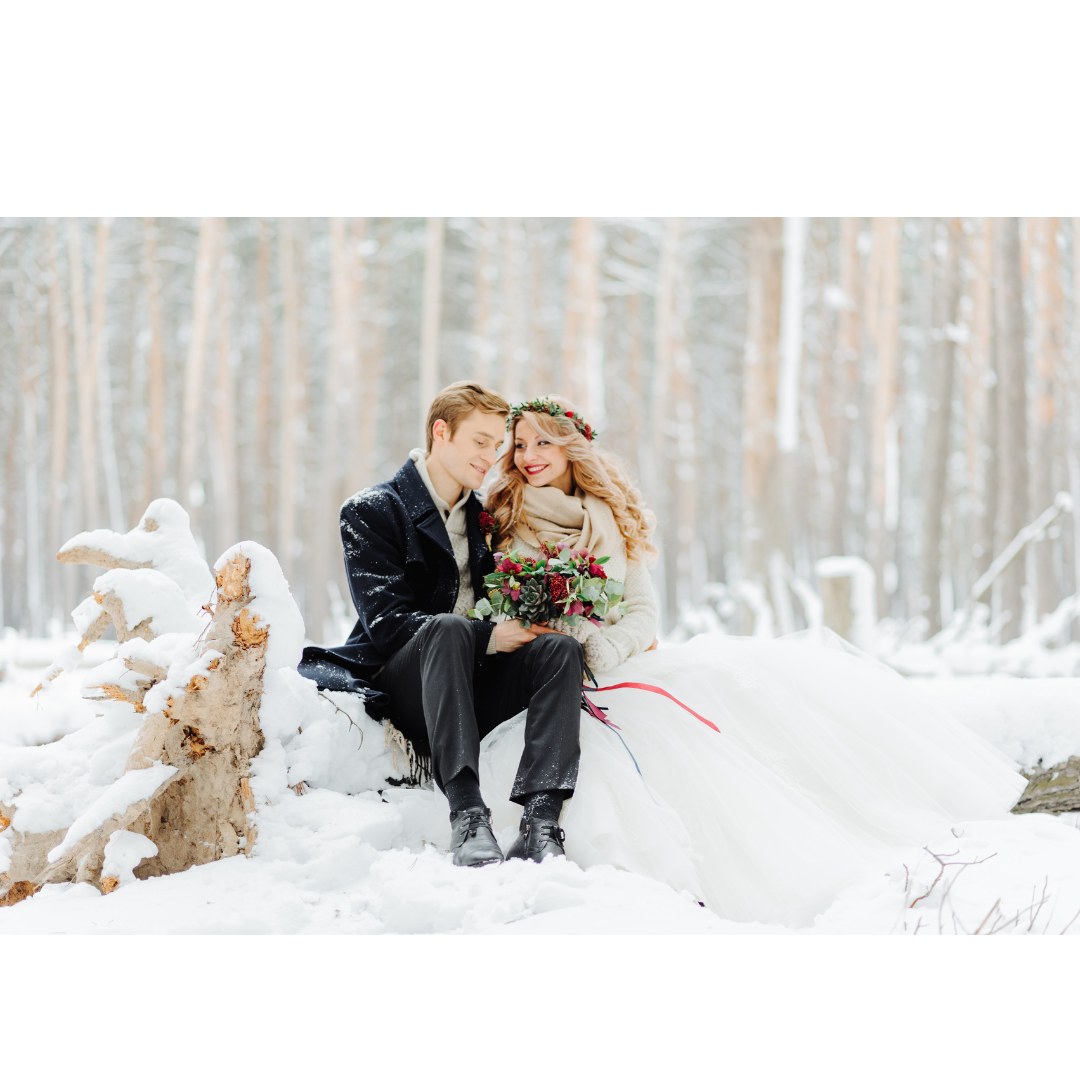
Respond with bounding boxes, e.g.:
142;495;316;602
531;631;584;667
422;613;473;650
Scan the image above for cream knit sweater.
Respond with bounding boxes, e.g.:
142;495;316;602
503;532;660;673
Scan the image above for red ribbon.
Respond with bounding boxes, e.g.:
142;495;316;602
583;682;720;733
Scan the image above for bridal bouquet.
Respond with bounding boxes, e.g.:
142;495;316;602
468;541;626;629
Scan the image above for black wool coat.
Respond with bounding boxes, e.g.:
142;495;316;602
297;458;495;713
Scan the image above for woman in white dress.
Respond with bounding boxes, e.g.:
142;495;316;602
478;397;1026;926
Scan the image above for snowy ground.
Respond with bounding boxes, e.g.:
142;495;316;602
3;634;1080;935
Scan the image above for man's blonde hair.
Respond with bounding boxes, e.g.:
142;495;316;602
425;381;510;453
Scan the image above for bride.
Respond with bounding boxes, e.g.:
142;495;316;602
476;396;1027;926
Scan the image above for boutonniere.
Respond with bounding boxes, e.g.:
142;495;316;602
478;511;496;551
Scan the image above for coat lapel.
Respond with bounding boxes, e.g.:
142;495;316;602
393;459;454;562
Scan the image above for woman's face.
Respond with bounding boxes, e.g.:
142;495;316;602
513;419;573;493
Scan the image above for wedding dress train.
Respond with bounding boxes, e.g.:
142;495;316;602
478;628;1026;927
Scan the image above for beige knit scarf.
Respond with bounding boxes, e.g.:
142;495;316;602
515;484;627;584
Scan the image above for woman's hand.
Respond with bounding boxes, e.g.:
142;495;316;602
647;637;659;652
492;620;562;652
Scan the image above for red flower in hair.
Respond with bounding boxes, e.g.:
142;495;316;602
546;574;569;604
478;511;496;535
583;424;593;440
565;411;574;418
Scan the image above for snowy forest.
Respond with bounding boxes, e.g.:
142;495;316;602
1;217;1078;660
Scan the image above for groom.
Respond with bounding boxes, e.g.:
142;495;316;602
309;381;583;867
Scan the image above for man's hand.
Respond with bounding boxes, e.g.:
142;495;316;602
492;620;560;653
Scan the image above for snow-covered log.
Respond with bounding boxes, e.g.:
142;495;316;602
1012;757;1080;816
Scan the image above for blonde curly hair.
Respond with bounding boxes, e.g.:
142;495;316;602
485;397;657;564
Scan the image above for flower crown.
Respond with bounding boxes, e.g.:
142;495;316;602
508;398;596;441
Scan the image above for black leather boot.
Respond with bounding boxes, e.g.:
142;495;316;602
506;818;566;862
449;807;504;867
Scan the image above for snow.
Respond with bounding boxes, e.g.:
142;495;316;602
3;631;1080;934
101;830;159;886
47;761;178;862
59;498;215;604
911;676;1080;769
88;567;203;636
214;541;305;673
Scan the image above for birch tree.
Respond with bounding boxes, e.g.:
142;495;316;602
68;219;99;532
829;217;863;555
1031;216;1064;617
90;219;125;532
561;217;602;417
178;217;222;526
473;217;496;385
277;218;300;584
867;217;901;614
418;216;445;439
141;218;166;512
920;218;962;635
46;221;70;619
741;218;787;602
255;219;274;543
994;217;1029;642
212;238;238;557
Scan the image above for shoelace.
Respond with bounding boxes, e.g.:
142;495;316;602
458;809;490;842
527;822;565;848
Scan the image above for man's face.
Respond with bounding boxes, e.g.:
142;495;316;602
431;408;506;491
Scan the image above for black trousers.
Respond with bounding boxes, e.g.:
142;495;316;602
373;613;583;804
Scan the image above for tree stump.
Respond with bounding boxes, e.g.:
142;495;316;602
1;504;274;905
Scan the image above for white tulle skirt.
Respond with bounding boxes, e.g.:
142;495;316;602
478;629;1027;927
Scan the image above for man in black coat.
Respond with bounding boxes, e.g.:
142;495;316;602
301;382;583;867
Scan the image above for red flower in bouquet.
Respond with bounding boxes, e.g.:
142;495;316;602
546;573;569;604
498;557;523;574
588;561;607;579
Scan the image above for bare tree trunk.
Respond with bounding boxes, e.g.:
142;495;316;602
418;217;445;440
361;220;391;487
561;217;601;412
46;221;70;623
829;217;863;555
68;218;99;532
212;231;238;556
742;217;787;595
920;219;962;635
179;218;222;526
670;241;697;615
142;219;167;511
18;252;43;636
314;217;359;643
868;217;901;615
650;218;683;627
966;218;996;583
90;219;125;532
498;218;525;403
343;218;370;498
473;217;496;385
255;220;274;544
1031;216;1064;617
528;220;551;398
625;225;645;481
994;217;1029;642
277;219;300;584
